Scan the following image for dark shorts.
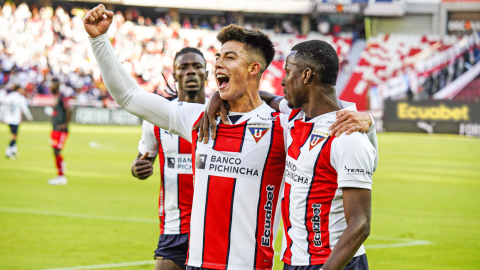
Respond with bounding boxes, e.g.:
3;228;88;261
9;125;19;135
154;233;189;270
283;254;369;270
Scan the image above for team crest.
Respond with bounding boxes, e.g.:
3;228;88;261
309;134;326;151
248;127;270;143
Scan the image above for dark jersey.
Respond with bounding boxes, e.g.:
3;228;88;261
52;94;69;131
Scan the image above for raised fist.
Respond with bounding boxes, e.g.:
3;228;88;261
83;4;114;38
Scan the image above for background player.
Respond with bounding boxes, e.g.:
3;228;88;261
48;80;71;185
1;85;33;159
131;47;208;270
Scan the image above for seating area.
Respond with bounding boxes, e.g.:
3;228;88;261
339;33;480;110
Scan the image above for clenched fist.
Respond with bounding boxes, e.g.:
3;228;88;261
83;4;114;38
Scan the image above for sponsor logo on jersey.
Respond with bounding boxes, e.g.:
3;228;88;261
196;154;259;176
344;166;372;176
309;134;326;151
248;127;270;143
163;130;173;138
196;154;208;169
208;155;259;176
167;158;175;168
311;203;322;247
285;160;309;185
256;114;278;121
261;185;275;247
168;156;192;170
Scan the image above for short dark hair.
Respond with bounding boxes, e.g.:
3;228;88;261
13;85;22;91
174;47;205;64
216;24;275;72
291;40;339;86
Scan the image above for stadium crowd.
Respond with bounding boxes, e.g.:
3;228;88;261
0;3;353;106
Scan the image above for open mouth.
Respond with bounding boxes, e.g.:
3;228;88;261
216;74;230;89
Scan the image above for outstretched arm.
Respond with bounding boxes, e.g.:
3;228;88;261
85;4;172;130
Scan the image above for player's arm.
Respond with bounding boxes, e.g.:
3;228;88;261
320;188;371;270
21;97;33;121
258;91;283;112
57;98;71;130
84;5;173;132
133;120;159;180
324;133;376;270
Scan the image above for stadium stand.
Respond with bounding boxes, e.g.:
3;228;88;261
0;3;352;107
339;33;480;110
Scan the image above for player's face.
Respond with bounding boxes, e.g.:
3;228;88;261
174;53;207;97
214;41;251;100
281;52;307;109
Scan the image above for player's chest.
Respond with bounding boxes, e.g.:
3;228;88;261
285;122;331;187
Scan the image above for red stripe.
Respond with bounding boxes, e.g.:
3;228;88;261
179;137;191;154
191;113;204;178
254;113;286;269
213;120;247;153
289;109;302;121
281;183;293;264
202;176;236;269
306;137;338;264
154;126;166;234
287;121;313;160
178;173;194;233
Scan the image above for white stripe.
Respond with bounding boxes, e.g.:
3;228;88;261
0;208;158;224
36;260;155;270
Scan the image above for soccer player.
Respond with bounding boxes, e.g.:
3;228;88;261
131;47;208;270
48;80;71;185
198;41;377;270
1;85;33;159
84;5;373;269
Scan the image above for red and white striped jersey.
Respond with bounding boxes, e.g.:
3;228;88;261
169;102;289;270
280;104;377;266
138;120;194;235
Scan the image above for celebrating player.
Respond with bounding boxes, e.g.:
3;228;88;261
198;41;378;270
47;80;71;185
84;5;374;269
131;47;208;270
1;85;33;159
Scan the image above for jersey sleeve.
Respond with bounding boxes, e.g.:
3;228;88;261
138;120;158;157
278;99;292;115
330;132;377;190
365;114;379;172
168;101;205;143
89;33;172;132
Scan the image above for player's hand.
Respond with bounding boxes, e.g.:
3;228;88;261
133;152;153;180
57;124;68;130
329;111;372;137
83;4;114;38
192;91;229;144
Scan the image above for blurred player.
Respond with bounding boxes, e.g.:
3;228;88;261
48;80;71;185
1;85;33;159
84;5;373;269
131;47;208;270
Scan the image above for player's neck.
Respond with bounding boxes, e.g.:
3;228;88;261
302;88;340;119
177;89;206;104
228;90;263;113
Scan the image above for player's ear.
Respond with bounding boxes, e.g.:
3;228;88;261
205;71;209;81
249;62;261;77
172;73;178;82
303;68;313;85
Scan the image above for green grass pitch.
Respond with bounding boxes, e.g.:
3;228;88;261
1;122;480;270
